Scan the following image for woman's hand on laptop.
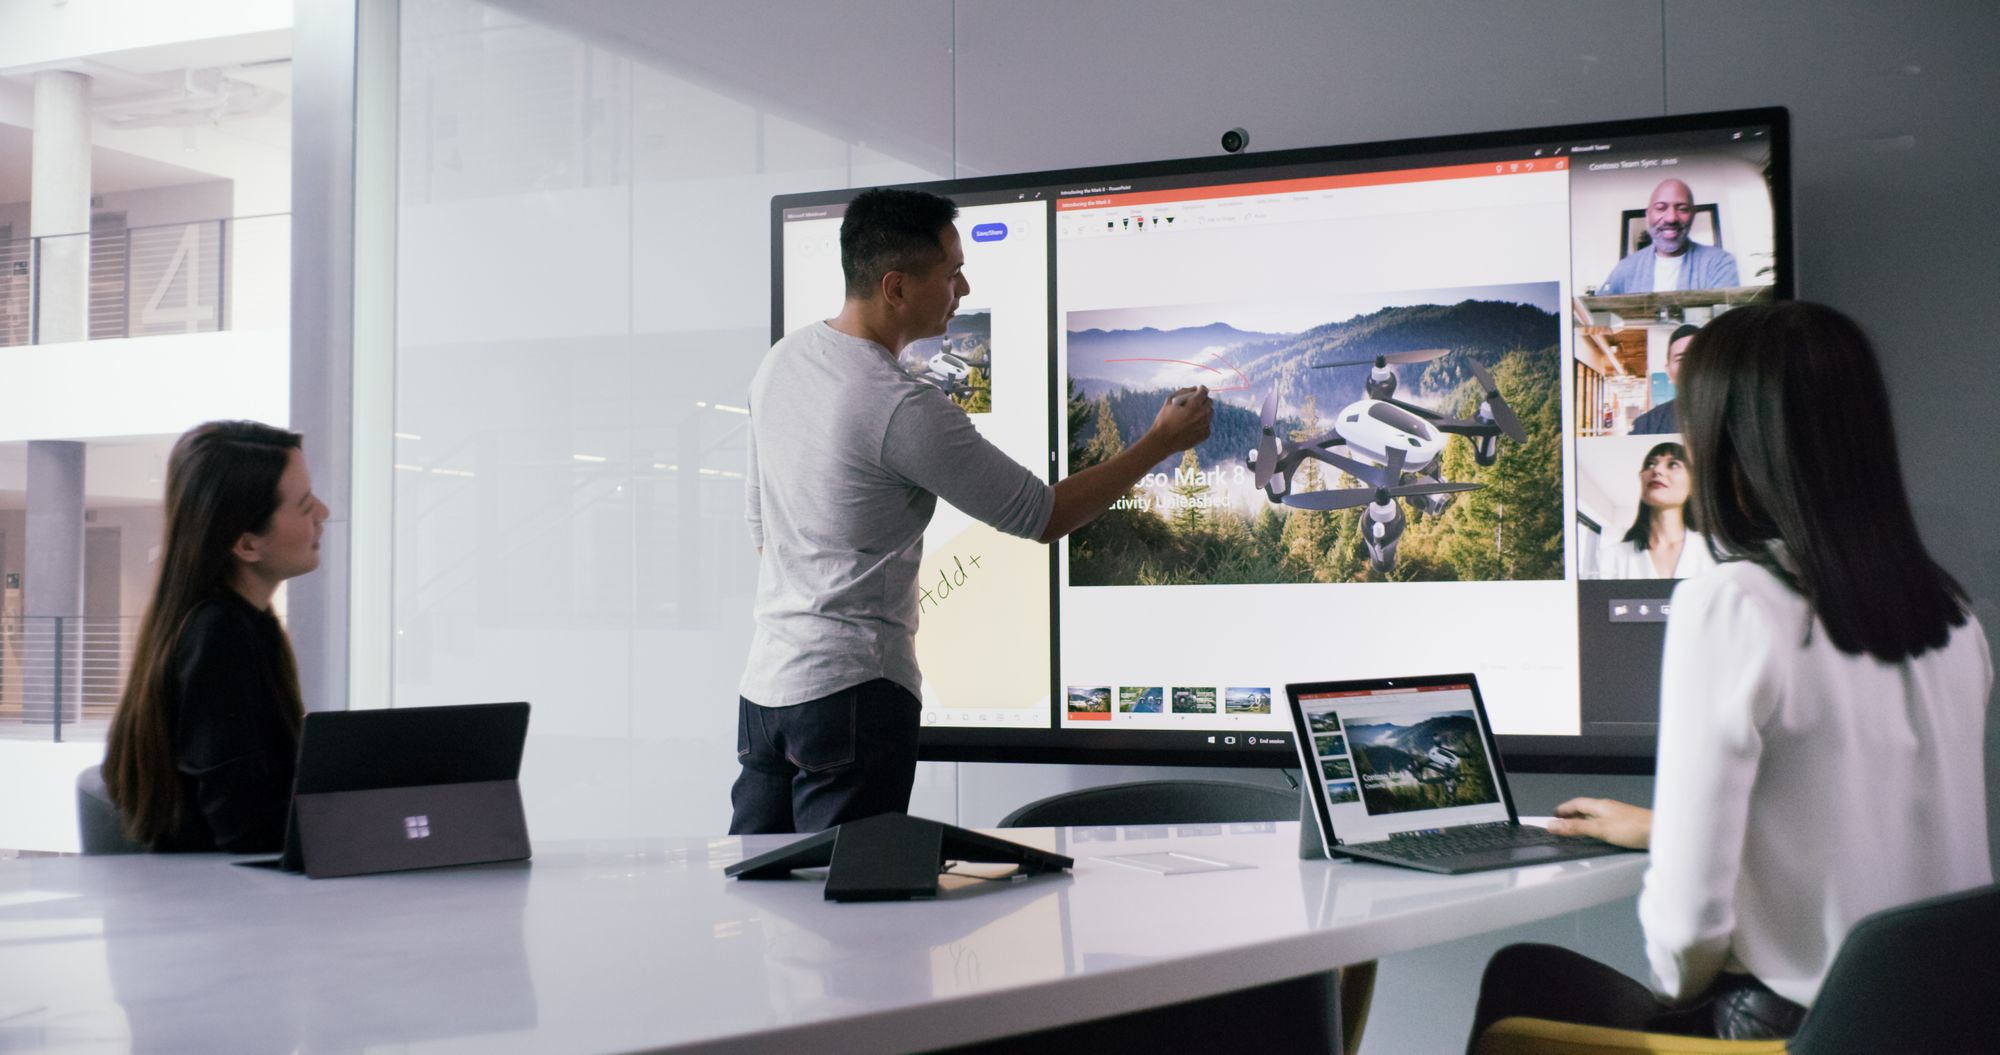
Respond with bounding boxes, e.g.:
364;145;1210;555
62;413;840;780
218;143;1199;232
1547;797;1652;849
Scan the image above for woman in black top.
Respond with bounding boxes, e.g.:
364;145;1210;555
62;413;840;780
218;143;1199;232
104;421;328;852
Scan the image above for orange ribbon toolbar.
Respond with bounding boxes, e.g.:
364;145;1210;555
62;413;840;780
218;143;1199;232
1055;157;1564;212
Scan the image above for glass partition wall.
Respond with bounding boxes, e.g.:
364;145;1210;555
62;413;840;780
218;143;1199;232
391;0;953;836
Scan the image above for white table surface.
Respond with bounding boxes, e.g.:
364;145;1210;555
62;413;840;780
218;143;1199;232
0;822;1645;1054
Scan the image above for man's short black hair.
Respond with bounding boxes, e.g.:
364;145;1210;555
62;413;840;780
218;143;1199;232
840;188;958;300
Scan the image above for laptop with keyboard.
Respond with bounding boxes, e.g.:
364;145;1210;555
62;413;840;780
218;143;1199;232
1285;673;1636;874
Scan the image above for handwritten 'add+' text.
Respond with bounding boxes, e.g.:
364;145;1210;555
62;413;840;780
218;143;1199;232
918;554;984;613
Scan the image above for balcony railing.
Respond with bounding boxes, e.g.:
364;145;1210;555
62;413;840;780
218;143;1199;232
0;213;290;348
0;616;138;741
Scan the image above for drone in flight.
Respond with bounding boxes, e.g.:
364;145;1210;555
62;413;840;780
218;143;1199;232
1245;348;1527;573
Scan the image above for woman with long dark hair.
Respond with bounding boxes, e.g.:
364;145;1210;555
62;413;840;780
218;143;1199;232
1590;440;1717;580
103;421;328;852
1467;302;1991;1046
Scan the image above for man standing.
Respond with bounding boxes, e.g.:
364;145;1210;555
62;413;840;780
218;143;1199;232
1629;324;1700;435
1598;179;1740;295
734;188;1212;834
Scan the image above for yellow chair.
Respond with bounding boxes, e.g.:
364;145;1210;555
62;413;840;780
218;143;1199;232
1473;883;2000;1055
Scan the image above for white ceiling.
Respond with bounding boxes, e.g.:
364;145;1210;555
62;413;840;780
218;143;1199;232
0;121;226;203
0;435;179;511
0;28;291;208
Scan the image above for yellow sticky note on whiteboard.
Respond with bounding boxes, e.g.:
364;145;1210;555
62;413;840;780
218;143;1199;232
913;520;1050;714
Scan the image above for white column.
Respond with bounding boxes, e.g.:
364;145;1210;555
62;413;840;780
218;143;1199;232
24;440;85;724
30;70;92;345
289;0;359;712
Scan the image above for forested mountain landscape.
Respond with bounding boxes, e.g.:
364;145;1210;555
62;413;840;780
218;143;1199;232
1066;297;1563;586
1345;712;1499;815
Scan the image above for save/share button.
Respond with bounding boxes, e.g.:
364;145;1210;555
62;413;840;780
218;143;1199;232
970;222;1008;242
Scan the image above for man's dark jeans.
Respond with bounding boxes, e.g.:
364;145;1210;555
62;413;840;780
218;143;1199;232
729;679;923;834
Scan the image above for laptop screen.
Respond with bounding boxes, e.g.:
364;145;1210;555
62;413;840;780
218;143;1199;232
1290;678;1513;845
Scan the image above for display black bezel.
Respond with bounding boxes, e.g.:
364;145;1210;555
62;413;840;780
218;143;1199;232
769;106;1792;773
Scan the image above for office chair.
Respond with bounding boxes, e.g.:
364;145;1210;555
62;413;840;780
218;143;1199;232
991;779;1375;1055
76;764;145;854
998;777;1302;827
1472;882;2000;1055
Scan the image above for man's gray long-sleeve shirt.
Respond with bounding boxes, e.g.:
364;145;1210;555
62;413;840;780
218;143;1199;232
741;321;1054;707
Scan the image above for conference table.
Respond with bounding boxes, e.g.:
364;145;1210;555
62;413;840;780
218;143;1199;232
0;822;1644;1053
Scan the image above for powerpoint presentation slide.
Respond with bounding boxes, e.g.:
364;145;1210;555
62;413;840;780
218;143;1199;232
1347;710;1501;816
1308;710;1341;734
1576;436;1703;581
1314;733;1348;757
1067;685;1113;720
897;310;993;413
1321;757;1354;781
1171;687;1218;714
1225;687;1273;714
1066;284;1564;586
1324;780;1360;805
1118;686;1164;714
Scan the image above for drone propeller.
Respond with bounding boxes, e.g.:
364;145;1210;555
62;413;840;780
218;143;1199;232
1311;347;1451;370
1283;448;1396;510
1302;446;1391;490
1282;445;1480;512
1283;487;1385;512
1283;478;1478;512
1254;390;1280;490
1392;481;1482;498
1465;359;1527;442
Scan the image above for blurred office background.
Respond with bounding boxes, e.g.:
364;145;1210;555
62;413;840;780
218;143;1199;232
4;2;1994;1048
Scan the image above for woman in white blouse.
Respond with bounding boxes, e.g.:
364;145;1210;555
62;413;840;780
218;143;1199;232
1590;441;1718;580
1466;301;1992;1046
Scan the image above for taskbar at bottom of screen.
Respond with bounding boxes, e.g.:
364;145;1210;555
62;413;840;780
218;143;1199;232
921;709;1048;729
918;726;1299;766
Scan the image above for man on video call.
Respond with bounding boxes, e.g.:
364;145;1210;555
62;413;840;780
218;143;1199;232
733;188;1213;835
1629;324;1700;435
1597;178;1740;295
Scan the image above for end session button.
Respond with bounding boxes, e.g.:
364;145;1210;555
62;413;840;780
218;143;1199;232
970;222;1008;242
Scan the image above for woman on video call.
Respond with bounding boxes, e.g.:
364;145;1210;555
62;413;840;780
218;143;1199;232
1467;302;1992;1046
104;421;329;853
1591;441;1718;580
